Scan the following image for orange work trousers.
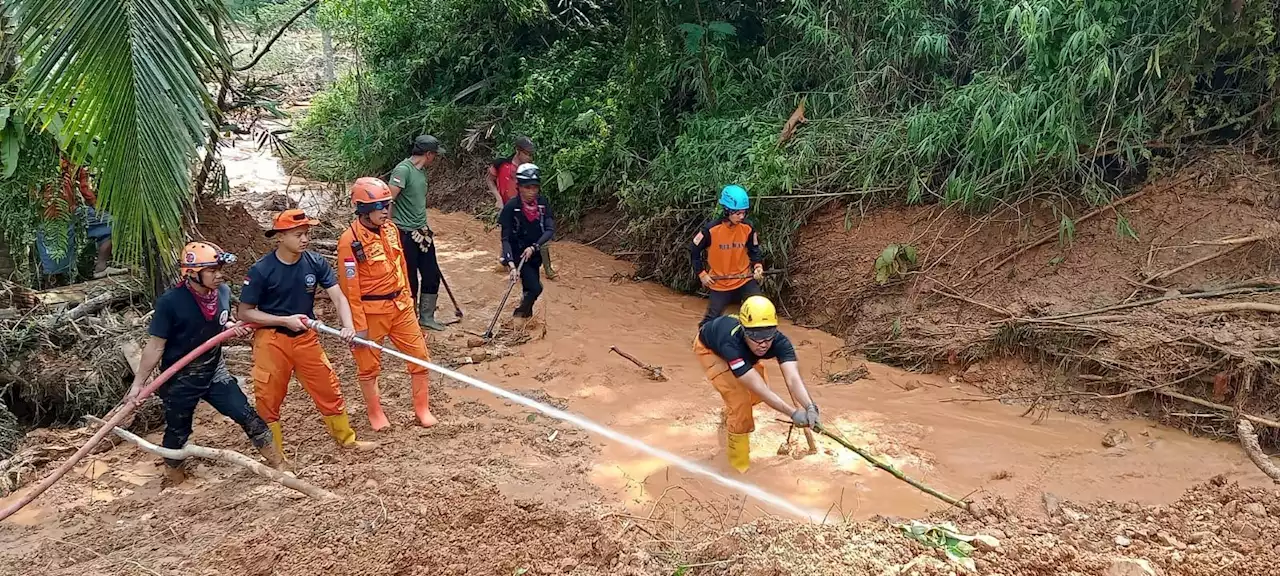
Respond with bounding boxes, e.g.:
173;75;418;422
693;335;768;434
251;328;346;423
353;305;430;380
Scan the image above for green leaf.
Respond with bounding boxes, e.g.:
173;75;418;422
902;244;918;265
0;107;9;132
526;413;536;423
1;134;18;178
17;0;229;275
557;169;575;193
677;22;705;55
706;21;736;37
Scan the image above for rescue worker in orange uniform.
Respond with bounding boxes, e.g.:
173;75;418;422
336;177;439;430
238;209;377;456
691;184;765;327
694;295;820;473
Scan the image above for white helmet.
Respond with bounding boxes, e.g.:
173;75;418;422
515;163;540;186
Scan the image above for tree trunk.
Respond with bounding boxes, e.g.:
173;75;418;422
322;28;336;85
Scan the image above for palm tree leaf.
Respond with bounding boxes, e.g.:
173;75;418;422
17;0;227;271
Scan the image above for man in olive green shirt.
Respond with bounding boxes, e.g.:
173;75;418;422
388;135;446;330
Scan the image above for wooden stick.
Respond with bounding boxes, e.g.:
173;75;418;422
1149;390;1280;429
814;425;969;511
86;416;339;501
1018;286;1277;323
1143;240;1257;283
1182;302;1280;315
609;346;655;371
1237;419;1280;483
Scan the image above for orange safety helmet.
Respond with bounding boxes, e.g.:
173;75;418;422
179;241;236;279
351;177;393;206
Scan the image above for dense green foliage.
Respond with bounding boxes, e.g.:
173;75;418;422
296;0;1280;291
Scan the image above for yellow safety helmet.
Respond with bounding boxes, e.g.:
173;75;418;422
738;295;778;340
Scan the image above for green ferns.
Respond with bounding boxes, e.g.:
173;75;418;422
297;0;1280;290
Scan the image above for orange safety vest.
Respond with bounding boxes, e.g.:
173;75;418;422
336;220;414;331
694;220;758;291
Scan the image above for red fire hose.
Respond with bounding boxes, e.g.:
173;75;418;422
0;324;252;522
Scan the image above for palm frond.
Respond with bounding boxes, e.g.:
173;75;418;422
17;0;228;270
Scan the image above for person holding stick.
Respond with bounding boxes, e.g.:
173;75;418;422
693;295;819;473
336;177;438;430
388;134;448;331
691;184;765;327
498;163;556;318
124;242;284;485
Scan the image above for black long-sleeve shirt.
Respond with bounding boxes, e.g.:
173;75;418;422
690;217;763;291
500;195;555;263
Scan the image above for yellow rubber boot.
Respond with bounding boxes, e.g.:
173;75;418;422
323;413;379;451
726;432;751;473
268;421;284;455
410;373;438;428
358;377;392;432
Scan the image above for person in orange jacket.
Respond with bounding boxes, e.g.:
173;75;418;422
691;184;765;327
336;177;439;430
237;209;378;456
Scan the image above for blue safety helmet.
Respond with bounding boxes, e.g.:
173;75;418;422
719;184;749;211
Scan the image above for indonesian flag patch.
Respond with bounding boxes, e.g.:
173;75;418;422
242;276;251;286
728;358;746;371
343;258;357;279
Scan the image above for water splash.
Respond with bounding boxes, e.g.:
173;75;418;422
311;322;825;522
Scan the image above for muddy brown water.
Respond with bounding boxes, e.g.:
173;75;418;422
423;212;1269;521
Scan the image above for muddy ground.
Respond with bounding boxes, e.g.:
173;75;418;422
2;193;1278;575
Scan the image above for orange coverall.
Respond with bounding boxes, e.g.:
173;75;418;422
336;220;433;429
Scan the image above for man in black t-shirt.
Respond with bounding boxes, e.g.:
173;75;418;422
238;209;375;455
124;242;283;485
693;295;820;473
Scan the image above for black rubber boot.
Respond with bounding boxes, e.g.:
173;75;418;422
513;292;534;318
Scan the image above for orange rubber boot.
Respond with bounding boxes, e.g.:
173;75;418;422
359;377;391;432
411;373;438;427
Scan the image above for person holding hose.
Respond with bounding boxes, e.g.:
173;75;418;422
238;209;377;456
691;184;765;327
694;295;819;473
487;136;556;279
388;134;447;331
336;177;439;430
124;242;285;485
499;163;556;318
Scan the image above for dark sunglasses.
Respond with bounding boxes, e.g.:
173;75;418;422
357;200;393;213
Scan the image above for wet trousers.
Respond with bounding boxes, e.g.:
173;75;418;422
159;359;270;468
399;228;441;298
250;328;346;423
699;279;762;327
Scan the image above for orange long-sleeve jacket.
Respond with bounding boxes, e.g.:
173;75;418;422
336;220;414;332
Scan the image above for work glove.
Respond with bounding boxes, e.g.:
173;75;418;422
753;264;764;283
410;228;433;250
791;404;820;429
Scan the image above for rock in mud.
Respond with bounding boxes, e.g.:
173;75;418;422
1102;428;1130;448
1042;492;1062;517
1188;531;1213;544
1243;502;1267;518
1105;558;1157;576
1115;535;1132;547
466;336;486;348
1223;500;1239;517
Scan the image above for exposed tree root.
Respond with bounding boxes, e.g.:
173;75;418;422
86;416;338;500
1237;419;1280;483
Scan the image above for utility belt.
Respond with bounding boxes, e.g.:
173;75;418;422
360;290;401;302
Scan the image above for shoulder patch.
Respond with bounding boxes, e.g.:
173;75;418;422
242;275;251;286
728;358;746;370
343;258;356;279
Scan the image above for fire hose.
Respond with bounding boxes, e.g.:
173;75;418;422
305;319;825;520
0;324;252;522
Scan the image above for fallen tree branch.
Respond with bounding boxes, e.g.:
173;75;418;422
1151;390;1280;429
814;425;970;512
86;416;338;500
1237;419;1280;483
233;0;320;71
1020;285;1278;323
1143;239;1258;283
1183;302;1280;315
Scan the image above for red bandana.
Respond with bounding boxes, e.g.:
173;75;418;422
184;281;219;321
